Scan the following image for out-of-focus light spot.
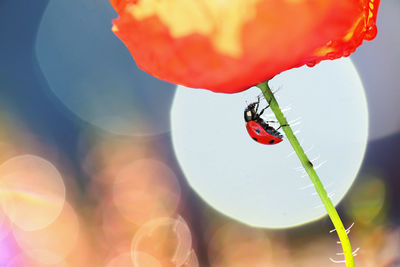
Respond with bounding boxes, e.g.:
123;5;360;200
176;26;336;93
65;225;100;267
6;253;69;267
291;236;337;266
100;200;139;253
208;223;274;267
35;0;176;136
0;231;20;266
131;216;193;267
353;227;400;266
346;175;386;225
12;202;79;265
106;252;134;267
82;137;152;185
0;211;11;242
173;216;193;265
112;159;181;225
134;251;163;267
0;155;66;231
171;58;368;228
182;249;199;267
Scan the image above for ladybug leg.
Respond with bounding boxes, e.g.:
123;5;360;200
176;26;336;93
255;96;261;113
276;124;289;130
258;104;270;117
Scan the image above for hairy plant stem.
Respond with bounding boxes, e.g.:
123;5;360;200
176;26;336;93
256;81;354;267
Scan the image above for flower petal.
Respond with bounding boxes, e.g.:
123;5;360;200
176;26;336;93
111;0;380;93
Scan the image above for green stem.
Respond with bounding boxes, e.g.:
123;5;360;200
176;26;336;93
256;81;354;267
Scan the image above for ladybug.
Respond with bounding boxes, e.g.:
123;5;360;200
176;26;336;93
244;97;285;145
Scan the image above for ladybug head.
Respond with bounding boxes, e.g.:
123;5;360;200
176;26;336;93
244;103;257;122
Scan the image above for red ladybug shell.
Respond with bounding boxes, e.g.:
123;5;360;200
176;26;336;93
246;121;283;145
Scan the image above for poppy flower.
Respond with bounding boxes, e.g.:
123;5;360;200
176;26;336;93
110;0;380;93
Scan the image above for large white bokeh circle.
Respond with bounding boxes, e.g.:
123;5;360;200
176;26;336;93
171;58;368;228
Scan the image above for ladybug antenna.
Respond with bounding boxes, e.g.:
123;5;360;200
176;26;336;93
256;92;265;100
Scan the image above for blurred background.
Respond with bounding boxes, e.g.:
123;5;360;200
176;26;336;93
0;0;399;266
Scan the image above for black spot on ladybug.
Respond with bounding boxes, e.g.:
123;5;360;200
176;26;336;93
252;137;258;142
255;129;260;134
269;140;275;144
